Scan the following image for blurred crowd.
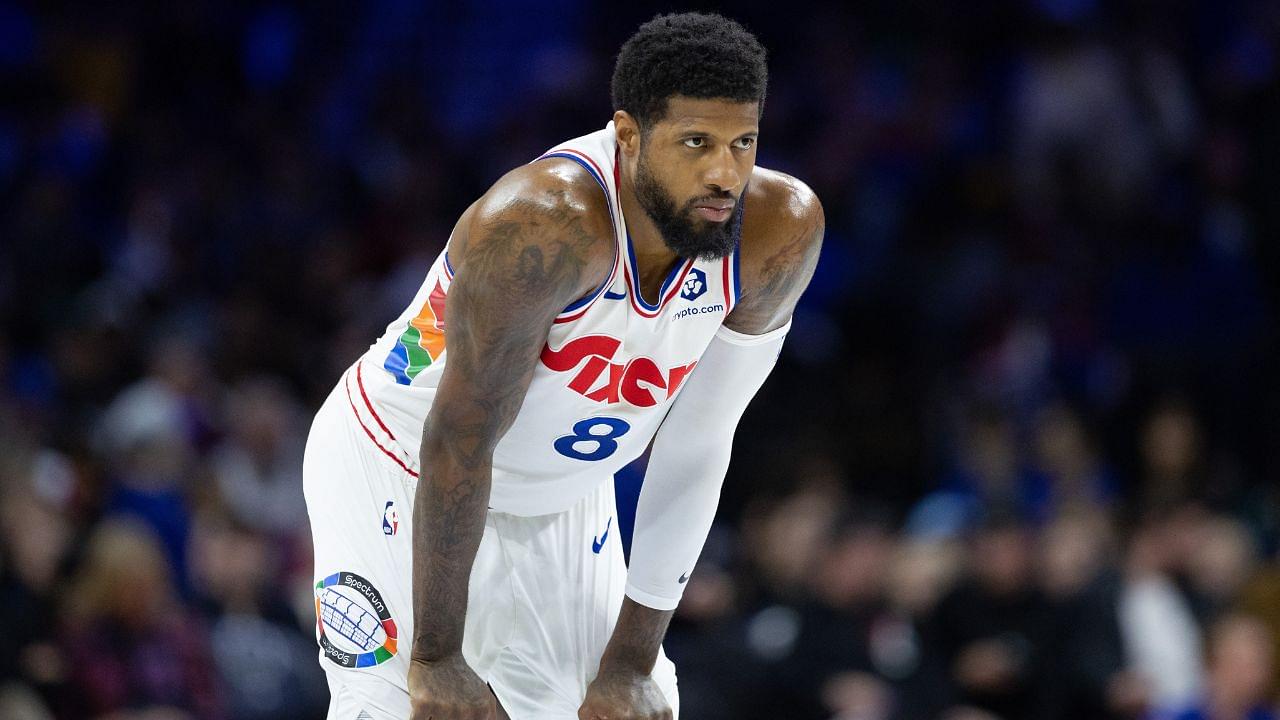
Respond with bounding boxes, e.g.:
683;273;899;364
661;454;1280;720
2;1;1279;719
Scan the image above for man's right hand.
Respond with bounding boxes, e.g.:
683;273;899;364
409;654;496;720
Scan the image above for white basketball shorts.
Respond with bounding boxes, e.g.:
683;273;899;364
303;365;679;720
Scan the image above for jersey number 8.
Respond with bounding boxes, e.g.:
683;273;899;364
554;417;631;462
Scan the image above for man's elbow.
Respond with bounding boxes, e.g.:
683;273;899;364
418;417;494;480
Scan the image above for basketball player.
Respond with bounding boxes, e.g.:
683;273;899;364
304;12;823;720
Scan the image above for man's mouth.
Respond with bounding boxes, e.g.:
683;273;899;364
693;199;734;222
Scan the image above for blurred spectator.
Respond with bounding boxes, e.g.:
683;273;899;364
1038;509;1115;602
1012;17;1195;219
1118;512;1206;715
909;407;1031;536
882;539;965;720
0;682;54;720
1037;508;1125;719
945;408;1026;517
1139;399;1207;510
57;519;223;720
1185;516;1260;618
209;375;307;535
731;480;847;718
189;511;326;720
740;479;846;607
929;513;1055;719
1028;403;1118;521
801;514;897;720
0;457;75;718
1238;560;1280;705
94;374;199;588
1165;614;1277;720
812;521;964;720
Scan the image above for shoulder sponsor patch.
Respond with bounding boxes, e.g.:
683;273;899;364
314;571;398;668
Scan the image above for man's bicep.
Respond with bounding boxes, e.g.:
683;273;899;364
422;186;610;463
726;188;824;335
446;184;611;368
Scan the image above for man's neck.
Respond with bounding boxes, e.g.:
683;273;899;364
616;159;681;305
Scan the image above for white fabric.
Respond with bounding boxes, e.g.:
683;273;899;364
304;371;679;719
625;321;789;610
1118;574;1204;712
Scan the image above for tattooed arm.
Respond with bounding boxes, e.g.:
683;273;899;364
580;169;824;720
408;160;614;720
725;168;825;335
579;600;677;720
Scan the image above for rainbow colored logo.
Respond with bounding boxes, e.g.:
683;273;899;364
384;279;447;385
315;571;398;668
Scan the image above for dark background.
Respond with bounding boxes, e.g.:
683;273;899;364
2;1;1279;719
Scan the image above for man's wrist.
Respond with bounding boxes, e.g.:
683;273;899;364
410;645;463;664
596;597;674;677
409;648;465;666
411;613;469;663
596;651;656;677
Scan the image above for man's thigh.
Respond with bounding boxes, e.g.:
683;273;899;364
304;373;516;716
487;480;680;719
304;377;677;719
304;377;420;702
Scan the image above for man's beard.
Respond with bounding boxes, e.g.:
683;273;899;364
634;153;743;261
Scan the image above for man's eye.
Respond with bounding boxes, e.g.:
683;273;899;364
734;137;756;150
682;137;705;148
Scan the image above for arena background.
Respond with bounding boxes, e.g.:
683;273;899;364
2;1;1279;719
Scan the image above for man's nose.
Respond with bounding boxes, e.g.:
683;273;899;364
703;147;742;193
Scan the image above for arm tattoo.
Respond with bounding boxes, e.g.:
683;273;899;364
411;188;607;660
726;211;824;334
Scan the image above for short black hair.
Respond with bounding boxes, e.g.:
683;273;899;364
611;12;768;129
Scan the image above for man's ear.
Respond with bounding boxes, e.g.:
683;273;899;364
613;110;641;158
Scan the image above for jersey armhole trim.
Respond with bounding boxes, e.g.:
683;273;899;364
732;237;742;304
722;254;734;312
534;149;621;322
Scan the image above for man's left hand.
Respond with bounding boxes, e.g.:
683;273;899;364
578;669;672;720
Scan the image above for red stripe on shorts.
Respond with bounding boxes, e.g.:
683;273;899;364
356;362;399;443
345;371;419;478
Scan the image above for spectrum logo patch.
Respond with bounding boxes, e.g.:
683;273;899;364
315;571;398;668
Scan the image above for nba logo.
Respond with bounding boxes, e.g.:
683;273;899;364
382;501;399;536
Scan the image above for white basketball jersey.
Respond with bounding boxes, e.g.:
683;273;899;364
355;122;742;516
